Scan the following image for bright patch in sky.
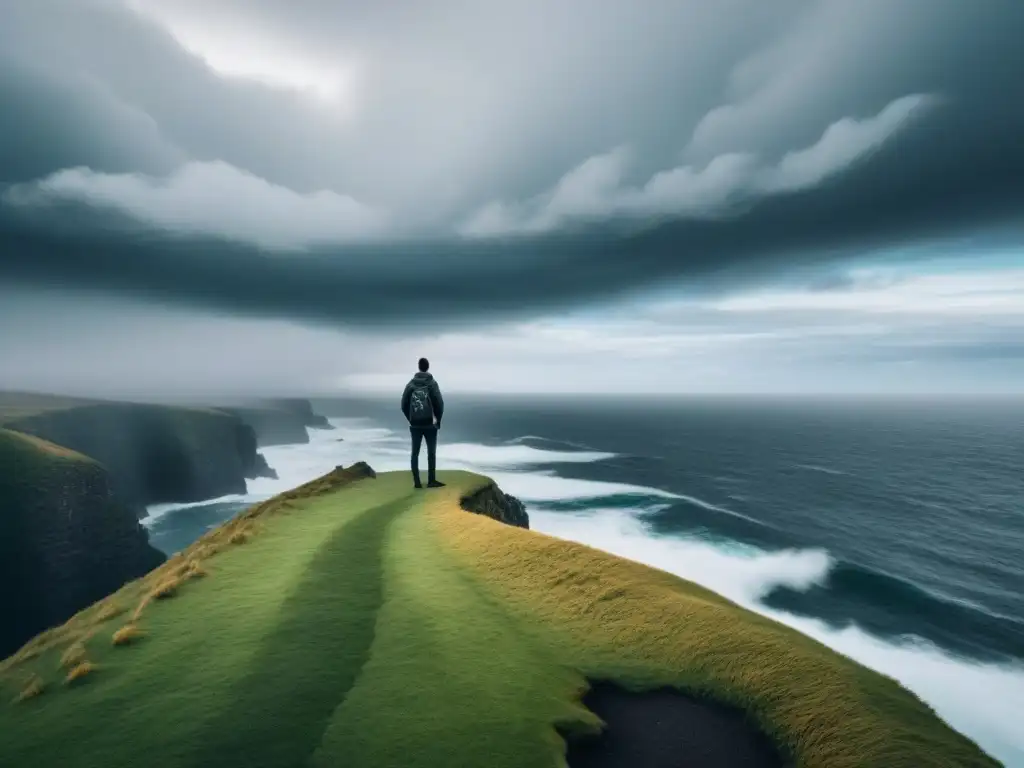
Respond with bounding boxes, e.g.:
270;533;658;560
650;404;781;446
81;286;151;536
129;3;354;107
716;268;1024;316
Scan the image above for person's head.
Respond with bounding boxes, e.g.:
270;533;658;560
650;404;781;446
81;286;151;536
418;357;430;373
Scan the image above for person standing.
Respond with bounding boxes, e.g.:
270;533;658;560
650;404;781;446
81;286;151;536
401;357;445;488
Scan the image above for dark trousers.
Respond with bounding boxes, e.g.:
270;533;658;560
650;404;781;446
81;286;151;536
410;426;437;485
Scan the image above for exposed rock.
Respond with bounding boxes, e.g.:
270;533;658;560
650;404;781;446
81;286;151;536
251;452;279;480
344;461;377;479
460;482;530;529
0;429;165;658
233;420;277;481
7;403;265;507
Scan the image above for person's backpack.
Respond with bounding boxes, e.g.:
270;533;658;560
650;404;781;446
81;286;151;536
409;385;434;424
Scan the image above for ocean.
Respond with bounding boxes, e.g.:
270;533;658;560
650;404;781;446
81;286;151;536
144;395;1024;766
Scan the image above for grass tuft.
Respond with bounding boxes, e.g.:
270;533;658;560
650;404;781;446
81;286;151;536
131;594;151;623
151;576;183;600
14;675;45;703
58;642;87;670
112;624;144;647
229;529;249;546
64;661;95;686
94;602;126;623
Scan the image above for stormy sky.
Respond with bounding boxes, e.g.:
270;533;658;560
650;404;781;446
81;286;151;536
1;0;1023;397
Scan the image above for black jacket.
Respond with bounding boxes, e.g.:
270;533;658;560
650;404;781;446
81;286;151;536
401;371;444;428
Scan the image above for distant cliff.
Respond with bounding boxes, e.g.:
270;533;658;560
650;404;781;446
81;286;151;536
221;398;333;447
275;398;334;430
6;403;275;507
0;429;165;658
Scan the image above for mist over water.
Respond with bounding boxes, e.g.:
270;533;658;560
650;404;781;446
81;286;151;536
146;400;1024;766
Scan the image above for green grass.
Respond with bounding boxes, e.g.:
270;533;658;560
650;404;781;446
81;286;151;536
0;469;998;768
0;391;94;425
0;428;96;466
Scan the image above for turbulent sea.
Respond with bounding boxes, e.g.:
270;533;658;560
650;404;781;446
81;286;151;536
145;395;1024;766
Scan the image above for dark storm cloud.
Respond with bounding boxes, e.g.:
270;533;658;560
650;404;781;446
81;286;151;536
0;0;1022;327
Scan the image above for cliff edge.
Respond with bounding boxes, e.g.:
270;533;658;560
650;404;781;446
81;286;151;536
461;482;530;528
0;429;165;658
5;403;275;507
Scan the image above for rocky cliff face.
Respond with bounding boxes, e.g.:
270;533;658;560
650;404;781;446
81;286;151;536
222;405;311;447
221;398;333;447
461;483;530;529
275;398;334;430
0;430;166;658
7;403;275;507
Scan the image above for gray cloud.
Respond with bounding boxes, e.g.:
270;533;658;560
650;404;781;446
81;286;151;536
460;94;935;236
0;0;1022;328
5;263;1022;399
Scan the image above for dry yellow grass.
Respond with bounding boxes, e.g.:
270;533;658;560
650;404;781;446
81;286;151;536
4;647;39;669
426;484;993;768
151;576;183;600
64;661;95;686
110;463;373;632
93;602;126;623
170;557;207;580
0;463;324;680
58;642;87;670
228;529;249;545
14;675;45;703
4;430;92;461
111;624;144;647
131;595;152;622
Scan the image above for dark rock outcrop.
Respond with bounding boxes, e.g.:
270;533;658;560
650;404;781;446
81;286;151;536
461;483;530;529
7;403;272;507
251;452;279;480
344;461;377;479
232;416;278;481
0;429;166;658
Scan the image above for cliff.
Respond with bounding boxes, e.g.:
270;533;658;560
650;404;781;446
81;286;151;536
5;403;275;507
274;398;334;430
220;398;333;447
0;429;165;658
460;482;530;528
221;405;311;447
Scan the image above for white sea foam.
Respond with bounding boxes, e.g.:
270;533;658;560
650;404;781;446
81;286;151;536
145;416;1024;766
143;493;249;526
438;442;616;468
792;463;849;476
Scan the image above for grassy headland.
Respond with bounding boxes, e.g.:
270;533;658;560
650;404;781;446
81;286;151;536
0;467;998;767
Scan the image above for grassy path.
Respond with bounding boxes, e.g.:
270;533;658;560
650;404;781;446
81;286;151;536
312;489;597;767
190;497;409;767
